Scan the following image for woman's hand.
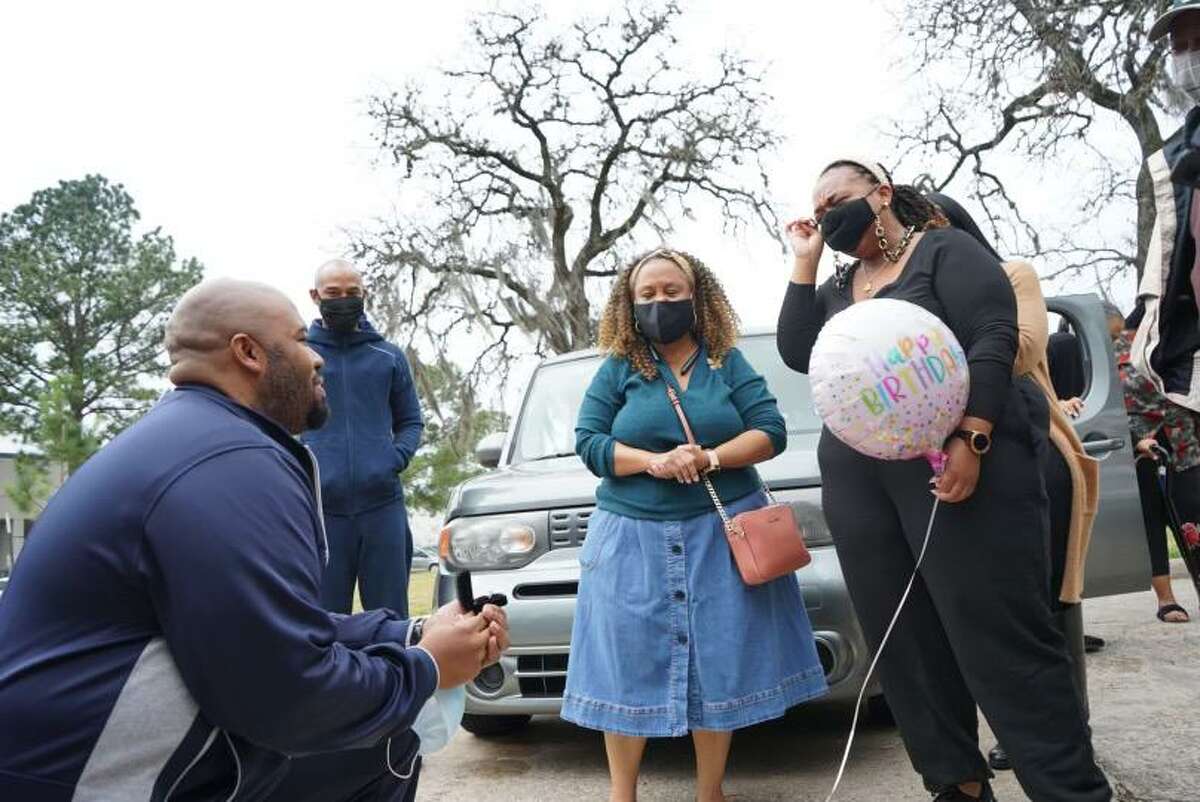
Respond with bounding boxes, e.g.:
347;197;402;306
1058;397;1084;419
647;444;706;484
932;438;981;504
1135;437;1160;461
785;218;823;281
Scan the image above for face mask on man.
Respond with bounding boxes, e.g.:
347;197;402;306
1169;50;1200;187
320;296;364;334
819;188;879;255
634;298;695;344
1171;49;1200;105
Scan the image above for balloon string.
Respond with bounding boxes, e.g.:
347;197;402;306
824;495;941;802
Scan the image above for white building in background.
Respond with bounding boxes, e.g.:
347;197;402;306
0;441;436;575
0;440;66;577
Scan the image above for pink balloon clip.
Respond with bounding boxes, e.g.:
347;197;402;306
925;450;949;477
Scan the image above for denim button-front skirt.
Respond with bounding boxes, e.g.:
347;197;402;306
560;491;828;737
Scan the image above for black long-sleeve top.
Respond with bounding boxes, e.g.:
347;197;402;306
776;227;1019;425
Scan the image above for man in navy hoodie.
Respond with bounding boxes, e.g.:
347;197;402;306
0;279;508;801
303;260;423;615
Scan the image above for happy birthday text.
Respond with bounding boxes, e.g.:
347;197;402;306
860;328;967;416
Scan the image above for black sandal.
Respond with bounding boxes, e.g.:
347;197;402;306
1156;603;1190;623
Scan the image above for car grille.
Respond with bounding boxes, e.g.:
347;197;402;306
516;653;569;698
548;507;592;550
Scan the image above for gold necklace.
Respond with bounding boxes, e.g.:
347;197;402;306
861;262;883;295
876;222;918;264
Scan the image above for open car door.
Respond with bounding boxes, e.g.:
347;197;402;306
1047;294;1151;598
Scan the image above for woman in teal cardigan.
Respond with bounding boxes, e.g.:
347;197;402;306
562;249;827;802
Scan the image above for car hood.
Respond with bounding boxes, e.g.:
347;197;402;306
446;431;822;520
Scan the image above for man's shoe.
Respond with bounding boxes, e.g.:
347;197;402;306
1084;634;1105;653
933;781;996;801
987;744;1012;771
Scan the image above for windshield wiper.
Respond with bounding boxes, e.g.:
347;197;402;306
528;452;578;462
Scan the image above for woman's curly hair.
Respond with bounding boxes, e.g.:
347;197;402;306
596;248;740;381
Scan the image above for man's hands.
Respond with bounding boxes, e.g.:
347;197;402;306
647;444;710;484
419;602;510;689
1135;437;1160;461
932;437;981;504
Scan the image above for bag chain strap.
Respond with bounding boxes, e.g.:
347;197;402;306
664;384;776;537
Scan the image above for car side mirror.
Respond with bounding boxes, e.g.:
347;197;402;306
475;432;505;469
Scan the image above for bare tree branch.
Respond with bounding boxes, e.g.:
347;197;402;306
359;1;782;387
890;0;1173;291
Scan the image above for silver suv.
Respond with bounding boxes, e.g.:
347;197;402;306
435;295;1150;736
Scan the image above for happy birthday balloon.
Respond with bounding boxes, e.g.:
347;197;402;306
809;298;969;464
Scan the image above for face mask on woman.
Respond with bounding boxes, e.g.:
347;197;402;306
634;298;695;344
819;188;882;255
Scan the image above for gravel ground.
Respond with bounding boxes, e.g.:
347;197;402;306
417;570;1199;801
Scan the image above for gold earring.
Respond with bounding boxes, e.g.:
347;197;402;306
875;215;891;255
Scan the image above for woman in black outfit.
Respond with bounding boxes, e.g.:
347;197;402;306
776;159;1110;802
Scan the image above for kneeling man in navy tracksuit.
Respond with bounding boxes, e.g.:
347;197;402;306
0;279;508;802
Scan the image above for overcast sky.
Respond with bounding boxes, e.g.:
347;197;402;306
0;1;1161;407
0;1;911;319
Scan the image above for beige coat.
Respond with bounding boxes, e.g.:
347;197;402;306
1005;262;1100;603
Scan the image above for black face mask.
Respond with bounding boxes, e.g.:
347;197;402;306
320;296;364;333
634;299;695;344
819;196;876;255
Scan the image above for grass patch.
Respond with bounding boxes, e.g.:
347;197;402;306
351;568;437;617
407;570;436;616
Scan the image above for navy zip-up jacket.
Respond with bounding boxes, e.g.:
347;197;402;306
300;318;423;516
0;385;438;801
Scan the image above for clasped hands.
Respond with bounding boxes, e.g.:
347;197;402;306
646;444;712;484
419;600;511;689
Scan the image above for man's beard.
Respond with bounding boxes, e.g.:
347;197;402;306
260;347;329;434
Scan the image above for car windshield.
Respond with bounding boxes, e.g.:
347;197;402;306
510;334;821;464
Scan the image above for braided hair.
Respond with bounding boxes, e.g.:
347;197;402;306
596;249;741;381
821;160;949;231
821;160;949;290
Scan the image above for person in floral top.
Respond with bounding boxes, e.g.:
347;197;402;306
1114;304;1199;623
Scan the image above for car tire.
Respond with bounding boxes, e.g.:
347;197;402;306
428;564;439;575
460;714;532;737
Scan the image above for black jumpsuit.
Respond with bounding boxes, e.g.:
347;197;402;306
777;228;1111;801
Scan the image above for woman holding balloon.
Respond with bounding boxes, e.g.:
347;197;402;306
776;159;1110;802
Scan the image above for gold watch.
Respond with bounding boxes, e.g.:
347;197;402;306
953;429;992;456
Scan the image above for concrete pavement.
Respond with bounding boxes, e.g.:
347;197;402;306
417;572;1199;801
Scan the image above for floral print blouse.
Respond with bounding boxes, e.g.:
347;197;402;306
1116;331;1200;472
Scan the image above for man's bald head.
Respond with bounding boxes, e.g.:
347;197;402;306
313;259;363;296
165;278;328;434
166;279;299;375
311;259;367;333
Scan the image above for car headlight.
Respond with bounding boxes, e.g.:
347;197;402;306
439;511;546;571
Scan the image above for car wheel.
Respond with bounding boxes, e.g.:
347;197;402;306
460;714;532;737
428;564;439;575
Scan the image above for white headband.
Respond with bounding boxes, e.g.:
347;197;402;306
824;157;892;187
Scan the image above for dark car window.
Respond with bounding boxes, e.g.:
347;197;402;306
509;334;820;464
